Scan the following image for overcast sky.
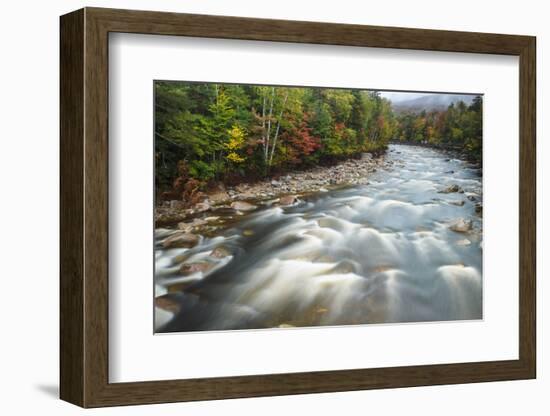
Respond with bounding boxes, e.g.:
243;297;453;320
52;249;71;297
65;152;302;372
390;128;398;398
379;92;433;103
378;91;477;103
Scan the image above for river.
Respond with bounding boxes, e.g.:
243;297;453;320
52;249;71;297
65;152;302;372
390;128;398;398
155;144;483;332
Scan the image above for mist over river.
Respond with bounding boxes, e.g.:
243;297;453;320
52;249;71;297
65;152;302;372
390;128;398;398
154;144;483;332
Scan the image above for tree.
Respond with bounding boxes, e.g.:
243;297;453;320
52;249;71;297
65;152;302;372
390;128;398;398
154;81;481;197
225;125;247;164
279;114;321;166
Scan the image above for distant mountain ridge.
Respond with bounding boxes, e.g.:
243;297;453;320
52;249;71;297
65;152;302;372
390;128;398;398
391;94;477;112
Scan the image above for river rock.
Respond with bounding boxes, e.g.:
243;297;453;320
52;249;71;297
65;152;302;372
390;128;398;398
194;201;211;213
456;239;472;246
449;200;465;206
179;261;213;275
439;184;462;194
177;218;207;231
449;218;473;233
163;232;200;248
210;246;231;258
475;203;483;214
155;295;181;314
467;194;477;202
208;190;230;204
279;195;298;205
177;223;193;232
155;212;188;227
318;187;329;192
271;179;281;187
231;201;257;212
169;200;186;210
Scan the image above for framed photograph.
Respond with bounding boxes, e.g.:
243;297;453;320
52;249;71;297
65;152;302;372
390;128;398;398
60;7;536;407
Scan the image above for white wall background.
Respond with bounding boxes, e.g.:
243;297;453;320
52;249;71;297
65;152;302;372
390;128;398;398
0;0;545;414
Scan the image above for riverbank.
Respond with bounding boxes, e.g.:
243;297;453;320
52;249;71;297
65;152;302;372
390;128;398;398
155;151;391;228
155;144;483;331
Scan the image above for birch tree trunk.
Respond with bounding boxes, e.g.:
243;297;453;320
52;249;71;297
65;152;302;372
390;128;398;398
264;87;275;165
269;92;289;166
261;94;266;161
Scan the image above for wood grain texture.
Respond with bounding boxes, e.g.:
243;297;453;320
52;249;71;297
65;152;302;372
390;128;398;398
59;7;537;408
59;8;84;407
518;38;537;375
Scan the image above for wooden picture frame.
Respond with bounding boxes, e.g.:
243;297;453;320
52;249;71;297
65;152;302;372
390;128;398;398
60;7;536;408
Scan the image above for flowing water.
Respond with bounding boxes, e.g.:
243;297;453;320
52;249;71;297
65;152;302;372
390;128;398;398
155;144;482;332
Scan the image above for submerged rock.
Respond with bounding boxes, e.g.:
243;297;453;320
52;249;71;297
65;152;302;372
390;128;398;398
231;201;257;212
456;239;472;246
179;262;213;275
210;246;231;258
163;232;200;248
439;184;462;194
475;203;483;214
448;200;465;206
449;218;473;233
155;295;181;314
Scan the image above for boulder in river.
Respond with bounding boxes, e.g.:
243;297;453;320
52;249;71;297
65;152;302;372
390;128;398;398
194;201;211;213
179;261;213;275
210;246;231;258
456;238;472;246
231;201;257;212
475;203;483;214
448;200;465;206
163;232;200;248
155;295;181;314
279;195;298;205
439;184;462;194
449;218;473;233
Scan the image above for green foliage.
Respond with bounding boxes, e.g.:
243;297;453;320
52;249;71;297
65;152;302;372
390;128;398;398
188;160;219;182
155;81;482;192
394;96;482;160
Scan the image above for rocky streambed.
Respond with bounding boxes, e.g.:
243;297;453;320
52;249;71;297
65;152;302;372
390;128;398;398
155;152;390;231
154;145;483;332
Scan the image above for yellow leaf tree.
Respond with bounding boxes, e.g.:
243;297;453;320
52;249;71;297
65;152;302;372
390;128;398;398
225;124;246;163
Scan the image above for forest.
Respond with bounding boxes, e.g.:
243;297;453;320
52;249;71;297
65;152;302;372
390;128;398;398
155;82;482;197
